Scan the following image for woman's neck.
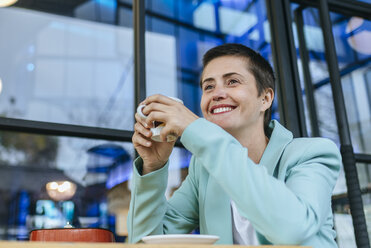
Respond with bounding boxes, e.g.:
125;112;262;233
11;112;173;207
235;127;269;164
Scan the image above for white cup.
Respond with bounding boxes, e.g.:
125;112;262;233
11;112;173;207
136;97;184;142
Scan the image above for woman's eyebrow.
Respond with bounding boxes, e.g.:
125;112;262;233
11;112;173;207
222;72;243;78
200;77;215;87
201;72;245;87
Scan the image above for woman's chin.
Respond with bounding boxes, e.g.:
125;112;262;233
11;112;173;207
211;120;233;130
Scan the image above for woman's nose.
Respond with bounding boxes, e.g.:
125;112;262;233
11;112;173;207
212;86;227;101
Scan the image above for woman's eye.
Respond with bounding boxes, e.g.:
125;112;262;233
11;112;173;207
228;79;239;85
204;85;213;91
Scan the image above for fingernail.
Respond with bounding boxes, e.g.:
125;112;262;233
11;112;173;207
144;122;148;128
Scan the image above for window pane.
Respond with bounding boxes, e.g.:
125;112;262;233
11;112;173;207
333;162;371;248
293;8;371;152
145;0;276;118
0;5;135;130
294;7;371;248
0;128;191;241
146;0;175;19
0;130;134;240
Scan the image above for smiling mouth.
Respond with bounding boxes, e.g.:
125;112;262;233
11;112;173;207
211;106;236;114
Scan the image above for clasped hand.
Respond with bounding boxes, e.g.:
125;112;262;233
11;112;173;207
132;94;199;174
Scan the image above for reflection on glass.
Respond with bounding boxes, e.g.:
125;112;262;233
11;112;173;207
346;17;371;55
0;7;134;130
46;181;77;201
0;129;192;240
0;0;17;7
334;212;357;247
293;6;371;247
145;0;276;118
0;130;134;240
34;200;75;229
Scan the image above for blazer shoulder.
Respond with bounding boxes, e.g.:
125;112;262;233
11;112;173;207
280;137;341;172
286;137;339;155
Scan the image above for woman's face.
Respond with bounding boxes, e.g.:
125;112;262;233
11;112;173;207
200;55;269;137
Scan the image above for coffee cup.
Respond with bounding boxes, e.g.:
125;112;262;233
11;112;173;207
136;97;184;142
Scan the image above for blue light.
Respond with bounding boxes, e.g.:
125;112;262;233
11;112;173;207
27;63;35;71
94;0;116;8
28;45;35;54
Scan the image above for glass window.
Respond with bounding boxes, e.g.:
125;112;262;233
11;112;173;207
145;0;275;118
366;70;371;107
177;0;200;26
0;128;189;241
0;130;134;240
333;162;371;247
293;8;371;152
0;129;190;241
293;6;371;247
0;1;136;241
146;0;175;19
0;4;135;130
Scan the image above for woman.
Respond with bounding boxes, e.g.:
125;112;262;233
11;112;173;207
128;43;341;247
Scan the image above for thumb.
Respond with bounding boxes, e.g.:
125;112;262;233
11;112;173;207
160;125;179;143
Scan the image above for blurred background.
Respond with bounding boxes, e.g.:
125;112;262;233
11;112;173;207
0;0;370;247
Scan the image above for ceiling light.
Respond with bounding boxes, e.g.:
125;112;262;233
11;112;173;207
0;0;18;7
46;181;77;201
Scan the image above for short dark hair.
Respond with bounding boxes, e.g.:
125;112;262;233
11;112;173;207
201;43;275;133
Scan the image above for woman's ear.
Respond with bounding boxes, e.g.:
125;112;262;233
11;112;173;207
261;88;274;111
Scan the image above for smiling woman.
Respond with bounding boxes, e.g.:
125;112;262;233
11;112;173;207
200;56;273;150
128;43;341;248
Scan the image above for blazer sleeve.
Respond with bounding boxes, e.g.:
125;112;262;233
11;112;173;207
180;118;341;245
127;156;199;243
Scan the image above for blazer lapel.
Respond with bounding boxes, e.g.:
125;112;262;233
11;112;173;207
259;120;293;176
255;120;293;244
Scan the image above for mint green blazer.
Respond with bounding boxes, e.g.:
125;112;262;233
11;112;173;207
128;119;341;248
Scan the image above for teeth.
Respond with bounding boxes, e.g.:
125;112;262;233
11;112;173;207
213;107;233;114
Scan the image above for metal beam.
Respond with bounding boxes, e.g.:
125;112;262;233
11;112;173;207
318;0;370;247
294;7;320;137
318;0;352;147
314;57;371;90
133;0;146;107
265;0;308;137
0;117;185;148
114;0;119;25
355;154;371;164
0;117;133;142
118;1;225;39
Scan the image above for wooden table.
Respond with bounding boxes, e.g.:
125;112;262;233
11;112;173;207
0;241;310;248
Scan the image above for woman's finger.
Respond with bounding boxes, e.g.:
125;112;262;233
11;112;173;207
132;131;152;147
135;113;149;128
145;94;181;106
141;102;169;116
134;122;152;138
159;124;178;142
145;111;168;126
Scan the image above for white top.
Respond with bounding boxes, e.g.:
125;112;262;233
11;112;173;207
231;200;260;245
